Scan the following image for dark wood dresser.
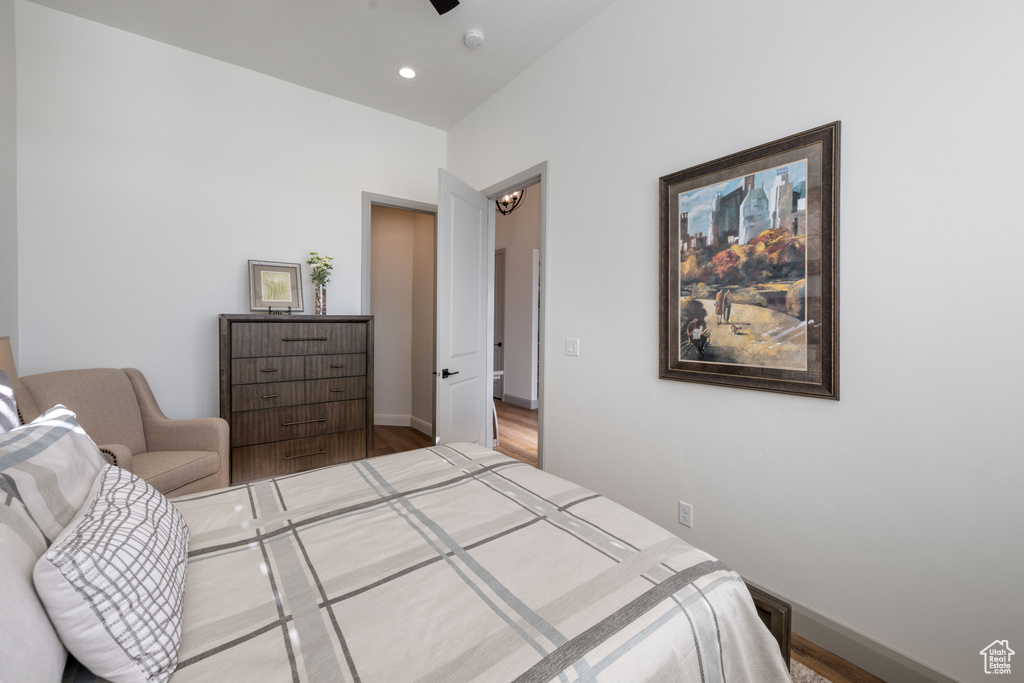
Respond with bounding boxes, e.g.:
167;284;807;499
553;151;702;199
219;314;374;483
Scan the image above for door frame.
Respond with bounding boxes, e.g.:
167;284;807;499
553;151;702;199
360;161;547;467
479;162;547;469
361;192;438;440
493;247;506;401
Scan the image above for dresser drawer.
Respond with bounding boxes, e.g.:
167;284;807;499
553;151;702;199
231;356;304;385
231;322;367;358
231;380;306;412
230;400;366;447
306;353;367;379
305;377;366;403
230;430;367;482
231;377;364;411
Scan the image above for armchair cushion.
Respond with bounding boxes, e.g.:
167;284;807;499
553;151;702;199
134;450;221;495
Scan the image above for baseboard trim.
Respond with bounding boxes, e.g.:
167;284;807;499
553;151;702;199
744;579;957;683
374;414;411;427
375;414;433;437
500;393;537;410
410;416;432;437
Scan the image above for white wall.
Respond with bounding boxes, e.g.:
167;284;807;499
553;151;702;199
370;206;434;432
15;1;445;418
448;1;1024;681
370;206;414;424
494;182;540;405
410;212;434;432
0;0;16;353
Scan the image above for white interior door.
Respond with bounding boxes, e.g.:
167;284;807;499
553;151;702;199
435;168;494;446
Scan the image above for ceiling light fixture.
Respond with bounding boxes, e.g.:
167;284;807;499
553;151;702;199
399;67;416;79
496;188;526;216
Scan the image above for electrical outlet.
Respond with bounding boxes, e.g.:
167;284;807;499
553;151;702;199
565;338;580;357
678;501;693;528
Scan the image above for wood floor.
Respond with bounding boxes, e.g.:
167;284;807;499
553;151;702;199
372;424;432;457
372;399;539;467
792;633;885;683
492;399;538;467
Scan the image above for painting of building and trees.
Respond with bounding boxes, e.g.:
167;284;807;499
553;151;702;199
677;160;809;370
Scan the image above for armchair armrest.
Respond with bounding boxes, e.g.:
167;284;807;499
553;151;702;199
145;416;229;454
123;368;230;488
98;444;134;473
11;383;42;424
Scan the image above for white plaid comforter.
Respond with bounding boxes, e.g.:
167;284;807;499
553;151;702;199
142;443;789;682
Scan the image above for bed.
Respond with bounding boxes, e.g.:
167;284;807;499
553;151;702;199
2;406;791;682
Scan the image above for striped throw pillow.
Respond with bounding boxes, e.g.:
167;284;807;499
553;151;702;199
0;404;107;541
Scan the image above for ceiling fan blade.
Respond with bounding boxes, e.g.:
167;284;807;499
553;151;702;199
429;0;459;15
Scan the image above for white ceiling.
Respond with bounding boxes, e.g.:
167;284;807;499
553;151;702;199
28;0;617;130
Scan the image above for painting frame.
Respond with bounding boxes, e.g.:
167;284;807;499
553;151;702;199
658;122;839;399
248;260;303;312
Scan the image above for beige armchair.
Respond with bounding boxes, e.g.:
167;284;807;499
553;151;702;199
14;368;229;496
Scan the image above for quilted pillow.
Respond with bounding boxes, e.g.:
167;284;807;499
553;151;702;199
0;403;107;541
34;465;191;683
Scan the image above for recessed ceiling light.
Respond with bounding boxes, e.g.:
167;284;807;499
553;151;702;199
399;67;416;79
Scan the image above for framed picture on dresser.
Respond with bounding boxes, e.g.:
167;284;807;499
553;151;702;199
248;260;303;312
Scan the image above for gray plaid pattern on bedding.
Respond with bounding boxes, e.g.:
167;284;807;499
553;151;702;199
69;443;789;682
37;465;189;683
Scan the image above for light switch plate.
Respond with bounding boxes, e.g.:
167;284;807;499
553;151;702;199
565;338;580;356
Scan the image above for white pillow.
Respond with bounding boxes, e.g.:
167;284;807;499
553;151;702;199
34;464;191;683
0;403;107;541
0;493;67;682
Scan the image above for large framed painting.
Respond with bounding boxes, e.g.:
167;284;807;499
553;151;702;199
248;260;303;312
659;122;839;399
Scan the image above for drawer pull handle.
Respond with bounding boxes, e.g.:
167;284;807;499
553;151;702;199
329;388;345;393
262;394;279;400
282;417;326;427
260;368;278;373
284;449;326;461
330;364;345;369
283;337;328;342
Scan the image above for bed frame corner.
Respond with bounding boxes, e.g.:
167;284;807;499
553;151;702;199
745;581;792;668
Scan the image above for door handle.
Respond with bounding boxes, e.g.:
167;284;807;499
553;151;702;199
494;342;503;347
441;368;460;379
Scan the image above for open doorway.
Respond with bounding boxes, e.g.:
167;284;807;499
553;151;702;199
491;180;542;468
364;195;436;456
361;163;546;466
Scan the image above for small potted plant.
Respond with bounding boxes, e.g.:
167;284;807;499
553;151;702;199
307;252;334;315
